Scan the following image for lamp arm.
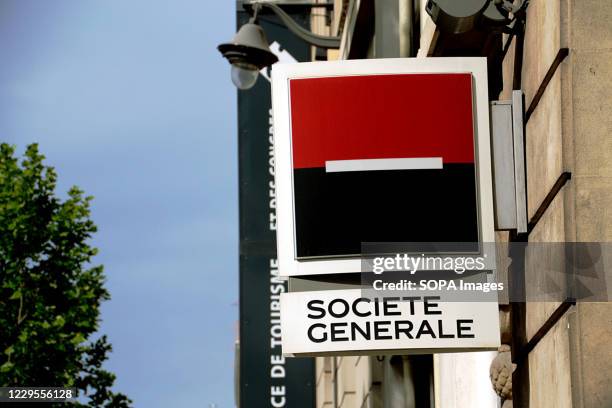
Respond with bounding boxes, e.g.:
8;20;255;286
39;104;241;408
257;2;341;49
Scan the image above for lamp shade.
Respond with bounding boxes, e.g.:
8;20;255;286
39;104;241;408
217;23;278;70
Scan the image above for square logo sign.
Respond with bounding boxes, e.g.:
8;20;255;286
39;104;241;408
272;58;495;277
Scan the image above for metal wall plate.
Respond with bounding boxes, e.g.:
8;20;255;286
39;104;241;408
490;90;527;233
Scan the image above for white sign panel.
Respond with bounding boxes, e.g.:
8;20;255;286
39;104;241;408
272;57;495;277
281;289;500;356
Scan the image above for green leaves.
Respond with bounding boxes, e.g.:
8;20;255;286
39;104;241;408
54;315;66;328
71;333;86;346
0;143;132;407
0;361;14;373
8;290;21;300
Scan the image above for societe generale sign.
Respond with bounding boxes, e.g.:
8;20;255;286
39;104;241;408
281;289;500;356
272;58;495;277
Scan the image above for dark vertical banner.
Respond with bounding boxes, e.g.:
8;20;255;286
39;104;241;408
237;6;315;408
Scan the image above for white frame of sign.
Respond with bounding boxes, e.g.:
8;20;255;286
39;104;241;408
272;58;495;277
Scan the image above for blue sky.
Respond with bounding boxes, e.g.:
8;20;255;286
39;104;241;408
0;1;237;407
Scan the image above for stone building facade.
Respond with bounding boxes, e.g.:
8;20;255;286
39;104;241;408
309;1;612;407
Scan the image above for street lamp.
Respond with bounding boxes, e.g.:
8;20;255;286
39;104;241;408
217;1;340;90
217;6;278;90
425;0;522;34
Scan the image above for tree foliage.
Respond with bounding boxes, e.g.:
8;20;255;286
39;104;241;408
0;143;131;407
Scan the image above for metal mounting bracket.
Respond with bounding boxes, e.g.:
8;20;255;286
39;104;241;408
239;1;341;49
490;90;528;233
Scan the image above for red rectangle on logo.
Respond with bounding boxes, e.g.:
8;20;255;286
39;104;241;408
289;73;475;169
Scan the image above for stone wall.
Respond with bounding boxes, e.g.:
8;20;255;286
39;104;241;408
507;1;612;407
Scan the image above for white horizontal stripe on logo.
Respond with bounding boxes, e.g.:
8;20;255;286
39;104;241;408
325;157;443;173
